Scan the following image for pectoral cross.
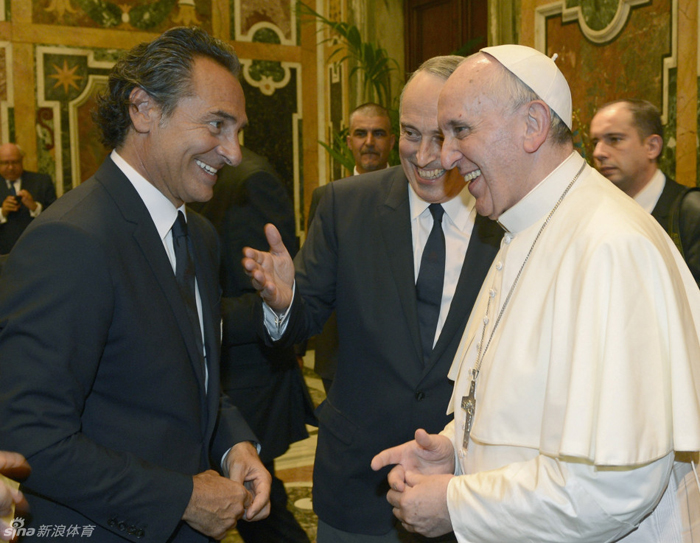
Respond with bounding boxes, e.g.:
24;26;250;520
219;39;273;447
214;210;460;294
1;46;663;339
460;369;478;450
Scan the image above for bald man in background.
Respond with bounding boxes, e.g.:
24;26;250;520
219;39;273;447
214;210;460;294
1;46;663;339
0;143;56;255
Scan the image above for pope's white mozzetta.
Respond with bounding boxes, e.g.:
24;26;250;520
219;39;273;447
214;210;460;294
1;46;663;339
443;152;700;542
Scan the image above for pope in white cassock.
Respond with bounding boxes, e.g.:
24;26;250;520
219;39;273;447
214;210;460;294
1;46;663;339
371;45;700;542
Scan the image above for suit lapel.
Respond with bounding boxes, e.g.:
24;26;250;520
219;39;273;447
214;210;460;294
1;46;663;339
652;175;685;230
422;213;501;377
379;168;424;364
0;178;10;199
95;158;209;400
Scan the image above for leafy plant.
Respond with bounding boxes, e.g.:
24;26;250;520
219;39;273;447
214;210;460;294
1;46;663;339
319;127;355;174
296;2;399;106
297;2;403;175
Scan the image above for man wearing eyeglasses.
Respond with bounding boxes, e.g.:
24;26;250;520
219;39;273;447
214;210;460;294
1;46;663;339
0;143;56;255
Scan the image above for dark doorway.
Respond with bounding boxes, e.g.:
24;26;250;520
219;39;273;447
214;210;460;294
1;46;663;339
404;0;488;74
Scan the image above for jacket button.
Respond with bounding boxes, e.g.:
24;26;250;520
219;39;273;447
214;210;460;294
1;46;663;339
415;391;425;401
117;521;126;531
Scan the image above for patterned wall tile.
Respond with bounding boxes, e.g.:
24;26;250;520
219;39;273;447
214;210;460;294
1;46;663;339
232;0;296;44
34;0;211;32
36;45;117;195
240;63;301;203
542;0;673;170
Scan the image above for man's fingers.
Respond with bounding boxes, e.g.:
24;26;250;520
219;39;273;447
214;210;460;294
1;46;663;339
403;470;425;488
414;428;434;449
386;465;407;492
0;452;30;481
245;495;270;521
371;445;403;471
386;488;401;508
263;224;285;253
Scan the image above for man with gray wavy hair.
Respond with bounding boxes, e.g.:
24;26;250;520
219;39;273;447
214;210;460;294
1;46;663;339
372;45;700;542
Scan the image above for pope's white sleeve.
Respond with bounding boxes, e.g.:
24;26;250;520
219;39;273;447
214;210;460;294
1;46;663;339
446;451;674;542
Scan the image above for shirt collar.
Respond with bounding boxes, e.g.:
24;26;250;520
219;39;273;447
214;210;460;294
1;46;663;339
407;178;476;232
353;163;389;176
497;152;585;234
633;168;665;214
110;150;185;240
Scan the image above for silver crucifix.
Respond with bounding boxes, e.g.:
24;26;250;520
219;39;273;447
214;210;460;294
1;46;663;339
460;369;479;450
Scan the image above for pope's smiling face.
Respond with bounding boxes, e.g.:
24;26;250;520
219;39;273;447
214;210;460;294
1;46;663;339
136;56;248;207
439;56;528;219
399;71;465;204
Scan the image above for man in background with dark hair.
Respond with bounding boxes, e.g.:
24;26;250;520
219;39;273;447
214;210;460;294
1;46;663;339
590;99;700;283
345;102;395;176
0;143;56;255
0;27;270;542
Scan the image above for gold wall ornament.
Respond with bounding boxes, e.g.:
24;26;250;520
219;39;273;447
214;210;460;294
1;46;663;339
44;0;78;20
173;0;201;26
535;0;650;44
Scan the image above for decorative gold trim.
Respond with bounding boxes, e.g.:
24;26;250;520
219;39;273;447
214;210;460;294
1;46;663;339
535;0;650;45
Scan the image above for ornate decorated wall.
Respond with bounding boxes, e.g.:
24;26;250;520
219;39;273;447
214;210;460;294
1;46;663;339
517;0;697;186
0;0;322;237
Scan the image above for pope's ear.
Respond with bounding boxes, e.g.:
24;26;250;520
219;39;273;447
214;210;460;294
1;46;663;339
128;87;158;134
523;100;550;153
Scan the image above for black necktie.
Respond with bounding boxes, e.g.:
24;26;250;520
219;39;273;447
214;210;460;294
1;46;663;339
7;181;16;196
172;211;204;360
416;204;446;364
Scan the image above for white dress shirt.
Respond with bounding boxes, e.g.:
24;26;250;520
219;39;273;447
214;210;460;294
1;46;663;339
633;167;665;213
265;178;477;347
110;150;208;389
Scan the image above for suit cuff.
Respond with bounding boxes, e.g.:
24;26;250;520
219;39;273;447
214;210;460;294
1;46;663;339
262;281;296;340
29;202;42;218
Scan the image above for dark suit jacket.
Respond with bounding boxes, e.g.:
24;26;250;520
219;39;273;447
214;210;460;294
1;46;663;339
651;175;686;231
0;157;256;543
306;184;339;383
651;175;700;285
0;170;56;254
279;166;502;534
191;148;315;464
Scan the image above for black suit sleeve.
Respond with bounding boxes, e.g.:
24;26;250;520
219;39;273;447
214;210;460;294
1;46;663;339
37;173;57;208
220;170;298;297
0;222;191;542
307;185;326;229
268;182;338;348
220;170;299;347
678;190;700;287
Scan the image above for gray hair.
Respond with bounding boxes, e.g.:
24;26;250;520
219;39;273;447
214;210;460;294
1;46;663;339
94;27;241;149
400;55;464;112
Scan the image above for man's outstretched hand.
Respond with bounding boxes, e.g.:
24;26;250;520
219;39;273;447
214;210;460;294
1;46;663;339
242;224;295;312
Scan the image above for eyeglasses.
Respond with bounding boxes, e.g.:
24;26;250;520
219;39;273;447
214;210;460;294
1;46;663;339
0;160;22;166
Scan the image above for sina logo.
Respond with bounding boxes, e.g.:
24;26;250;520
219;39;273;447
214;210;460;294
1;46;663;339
5;516;36;537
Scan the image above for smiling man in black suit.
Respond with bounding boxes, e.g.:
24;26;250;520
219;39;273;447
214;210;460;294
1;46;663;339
242;56;502;543
0;27;270;542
